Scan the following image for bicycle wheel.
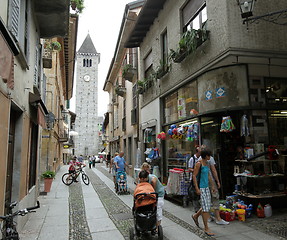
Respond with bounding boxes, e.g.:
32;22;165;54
62;173;73;185
82;173;90;185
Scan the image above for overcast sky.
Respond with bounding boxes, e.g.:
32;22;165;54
70;0;133;117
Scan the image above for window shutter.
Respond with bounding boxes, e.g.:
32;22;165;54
182;0;205;27
144;51;152;71
24;0;30;61
9;0;21;40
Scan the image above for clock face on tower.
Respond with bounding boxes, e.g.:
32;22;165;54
84;74;91;82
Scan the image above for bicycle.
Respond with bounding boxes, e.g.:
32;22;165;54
61;166;90;186
0;201;40;240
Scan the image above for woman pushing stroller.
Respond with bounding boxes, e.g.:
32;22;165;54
140;163;165;229
130;170;163;239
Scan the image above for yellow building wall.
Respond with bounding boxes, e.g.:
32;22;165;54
0;92;10;214
19;114;30;200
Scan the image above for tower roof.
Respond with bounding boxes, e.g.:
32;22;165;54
77;34;97;54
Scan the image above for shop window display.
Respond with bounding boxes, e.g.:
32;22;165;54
164;82;198;124
165;119;199;173
266;78;287;105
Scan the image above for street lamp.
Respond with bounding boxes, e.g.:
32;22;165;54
237;0;287;25
237;0;255;18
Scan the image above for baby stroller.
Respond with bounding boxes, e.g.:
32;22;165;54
115;171;130;195
129;182;163;240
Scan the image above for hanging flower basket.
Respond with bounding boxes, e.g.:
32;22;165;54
123;64;137;82
115;86;126;97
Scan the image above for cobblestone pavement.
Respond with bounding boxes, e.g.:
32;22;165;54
246;208;287;239
67;165;286;240
69;181;92;240
86;168;135;239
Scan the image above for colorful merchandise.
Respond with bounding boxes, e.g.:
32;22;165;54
220;116;236;132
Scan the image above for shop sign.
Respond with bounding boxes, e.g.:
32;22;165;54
216;87;225;98
205;90;212;101
198;65;249;113
42;135;50;138
63;145;69;149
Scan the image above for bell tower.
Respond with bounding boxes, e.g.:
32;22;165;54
75;34;101;156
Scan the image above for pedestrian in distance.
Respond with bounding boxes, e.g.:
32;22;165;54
192;149;216;237
88;156;92;169
111;152;118;186
92;155;96;168
78;154;84;163
106;152;111;169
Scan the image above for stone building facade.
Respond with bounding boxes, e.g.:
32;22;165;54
124;0;287;197
0;0;74;229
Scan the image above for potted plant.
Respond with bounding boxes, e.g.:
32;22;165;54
137;80;145;94
41;170;56;193
155;59;170;79
169;28;209;63
115;86;126;97
71;0;85;13
122;64;137;82
50;41;61;51
44;41;61;51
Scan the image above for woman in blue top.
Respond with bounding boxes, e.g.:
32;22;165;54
192;149;216;237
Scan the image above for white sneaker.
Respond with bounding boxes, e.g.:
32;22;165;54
216;219;229;225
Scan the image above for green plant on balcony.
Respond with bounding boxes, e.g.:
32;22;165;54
44;41;61;51
144;73;156;90
169;28;209;63
115;86;126;97
137;80;145;94
71;0;85;13
122;64;137;81
155;59;170;79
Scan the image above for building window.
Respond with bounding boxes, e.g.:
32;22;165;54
144;50;153;78
8;0;30;63
161;30;168;70
164;81;198;123
83;58;92;67
182;0;207;32
132;84;137;109
123;99;126;118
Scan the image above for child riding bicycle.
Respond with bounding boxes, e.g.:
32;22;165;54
66;156;86;183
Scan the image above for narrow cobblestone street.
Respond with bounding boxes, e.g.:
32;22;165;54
20;163;286;240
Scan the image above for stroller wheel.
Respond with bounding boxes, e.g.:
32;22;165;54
129;227;135;240
157;225;163;240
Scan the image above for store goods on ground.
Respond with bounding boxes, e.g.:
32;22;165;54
220;195;272;221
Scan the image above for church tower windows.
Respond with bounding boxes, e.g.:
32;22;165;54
83;58;93;67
